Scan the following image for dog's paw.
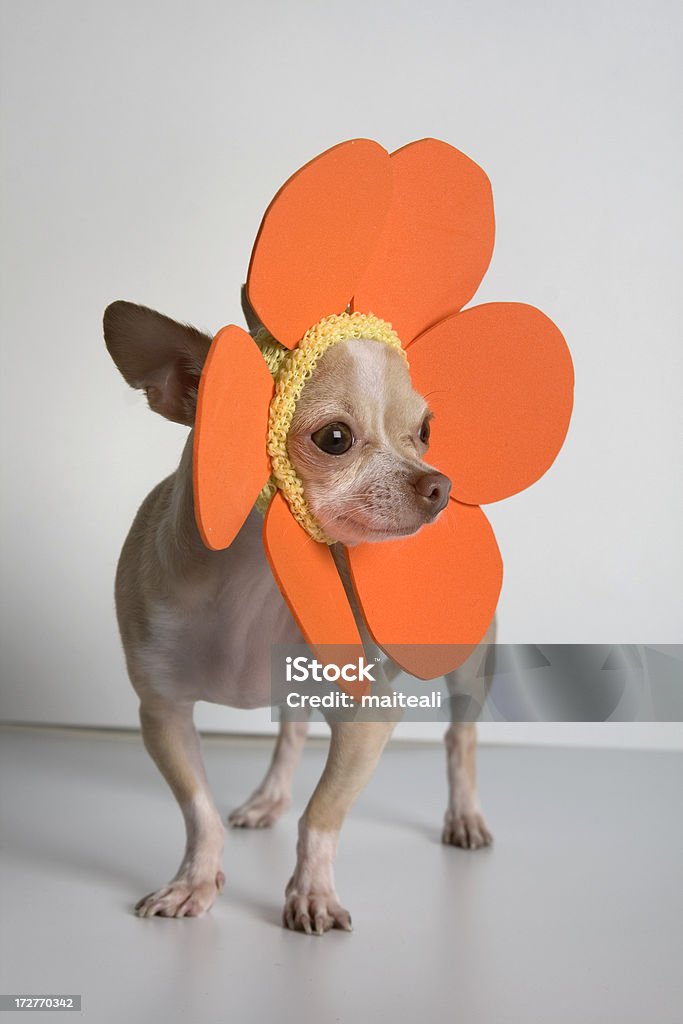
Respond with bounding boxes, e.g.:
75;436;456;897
442;809;493;850
228;792;289;829
282;891;352;935
135;871;225;918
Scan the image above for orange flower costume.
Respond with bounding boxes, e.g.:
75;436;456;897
193;139;574;682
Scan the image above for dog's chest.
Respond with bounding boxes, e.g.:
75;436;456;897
140;524;301;708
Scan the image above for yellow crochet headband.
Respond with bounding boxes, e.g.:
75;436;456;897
254;311;407;543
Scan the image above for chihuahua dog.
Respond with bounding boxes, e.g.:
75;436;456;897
104;294;494;934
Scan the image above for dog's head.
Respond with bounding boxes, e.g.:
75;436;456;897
104;300;450;545
287;337;450;544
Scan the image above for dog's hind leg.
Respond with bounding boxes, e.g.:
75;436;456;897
134;694;226;917
441;618;496;850
229;707;310;828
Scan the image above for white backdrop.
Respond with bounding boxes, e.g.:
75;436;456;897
1;0;681;748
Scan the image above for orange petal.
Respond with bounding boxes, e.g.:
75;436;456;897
347;500;502;680
408;303;574;505
247;139;392;348
350;138;495;345
263;492;368;701
193;324;273;549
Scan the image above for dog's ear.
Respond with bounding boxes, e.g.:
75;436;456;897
103;301;212;426
241;284;264;334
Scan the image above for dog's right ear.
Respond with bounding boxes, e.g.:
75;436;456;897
103;301;212;426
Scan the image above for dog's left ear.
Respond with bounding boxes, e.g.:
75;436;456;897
103;300;212;426
240;283;264;334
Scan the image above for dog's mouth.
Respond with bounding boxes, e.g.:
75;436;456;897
340;529;417;546
325;510;442;545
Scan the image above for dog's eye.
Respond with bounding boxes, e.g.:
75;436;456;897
311;422;354;455
419;417;431;445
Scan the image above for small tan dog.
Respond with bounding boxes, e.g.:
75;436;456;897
104;295;494;934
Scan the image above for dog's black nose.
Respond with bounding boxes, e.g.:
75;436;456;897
414;471;451;516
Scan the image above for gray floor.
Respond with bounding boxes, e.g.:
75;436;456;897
0;727;681;1024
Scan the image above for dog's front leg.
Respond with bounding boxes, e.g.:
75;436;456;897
283;719;394;935
135;696;225;918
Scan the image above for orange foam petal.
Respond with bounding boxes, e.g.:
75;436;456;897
408;303;574;505
247;139;392;349
351;138;495;345
347;500;502;680
193;324;273;549
263;493;368;700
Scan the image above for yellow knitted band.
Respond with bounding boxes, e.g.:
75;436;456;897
254;313;407;543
